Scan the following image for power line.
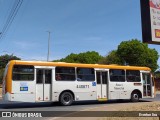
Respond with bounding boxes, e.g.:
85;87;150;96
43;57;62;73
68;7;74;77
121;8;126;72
0;0;23;40
0;0;19;39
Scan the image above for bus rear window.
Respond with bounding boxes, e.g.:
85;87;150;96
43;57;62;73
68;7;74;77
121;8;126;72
12;65;34;81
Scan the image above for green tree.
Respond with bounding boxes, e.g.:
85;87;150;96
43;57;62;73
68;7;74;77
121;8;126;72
54;51;103;64
0;54;21;83
99;39;158;72
117;39;159;71
55;53;79;63
154;70;160;78
99;50;123;65
0;54;21;69
0;68;4;84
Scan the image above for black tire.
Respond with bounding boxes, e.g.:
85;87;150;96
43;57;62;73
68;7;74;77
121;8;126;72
131;92;139;102
59;92;73;106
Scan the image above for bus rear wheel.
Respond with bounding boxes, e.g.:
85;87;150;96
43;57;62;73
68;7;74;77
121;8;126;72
59;92;73;106
131;92;139;102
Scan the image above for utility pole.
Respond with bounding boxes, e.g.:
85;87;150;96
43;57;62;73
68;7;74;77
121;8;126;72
47;31;51;61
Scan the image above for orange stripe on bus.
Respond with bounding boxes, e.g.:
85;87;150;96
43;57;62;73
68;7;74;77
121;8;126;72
6;60;15;94
12;60;151;71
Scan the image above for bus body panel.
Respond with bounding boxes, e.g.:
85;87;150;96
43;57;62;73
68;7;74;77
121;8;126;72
108;82;142;100
52;81;97;101
10;94;35;102
11;81;36;102
75;81;97;101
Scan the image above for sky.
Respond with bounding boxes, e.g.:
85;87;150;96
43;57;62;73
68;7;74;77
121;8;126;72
0;0;160;63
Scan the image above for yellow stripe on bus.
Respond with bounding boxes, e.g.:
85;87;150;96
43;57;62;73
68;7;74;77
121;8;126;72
6;60;14;93
98;98;107;101
12;60;151;71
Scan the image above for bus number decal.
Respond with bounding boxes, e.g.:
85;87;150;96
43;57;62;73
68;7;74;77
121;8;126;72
77;85;89;88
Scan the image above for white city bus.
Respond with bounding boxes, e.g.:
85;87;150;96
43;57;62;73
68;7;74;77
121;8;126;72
2;60;155;106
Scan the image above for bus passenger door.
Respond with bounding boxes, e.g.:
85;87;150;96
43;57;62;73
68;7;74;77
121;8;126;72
36;69;52;101
142;72;152;97
96;70;108;101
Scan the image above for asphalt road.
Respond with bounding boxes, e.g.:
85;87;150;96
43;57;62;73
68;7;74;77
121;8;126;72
0;94;159;119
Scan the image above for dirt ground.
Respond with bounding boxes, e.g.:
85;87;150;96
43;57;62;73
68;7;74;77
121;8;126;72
102;104;160;120
53;102;160;120
48;102;160;120
50;92;160;120
106;102;160;120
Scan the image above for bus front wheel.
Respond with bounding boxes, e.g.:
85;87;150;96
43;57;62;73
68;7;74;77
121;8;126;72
59;92;73;106
131;92;139;102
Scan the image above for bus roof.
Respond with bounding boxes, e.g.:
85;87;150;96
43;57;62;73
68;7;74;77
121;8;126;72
9;60;151;71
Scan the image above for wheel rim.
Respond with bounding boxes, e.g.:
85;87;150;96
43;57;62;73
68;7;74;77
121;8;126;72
133;94;139;100
62;94;71;105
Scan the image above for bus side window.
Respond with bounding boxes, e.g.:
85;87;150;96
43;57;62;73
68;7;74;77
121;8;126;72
36;69;43;83
56;74;61;80
102;72;108;84
126;70;140;82
77;68;95;81
109;69;125;82
96;72;101;84
55;67;75;81
45;70;51;84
